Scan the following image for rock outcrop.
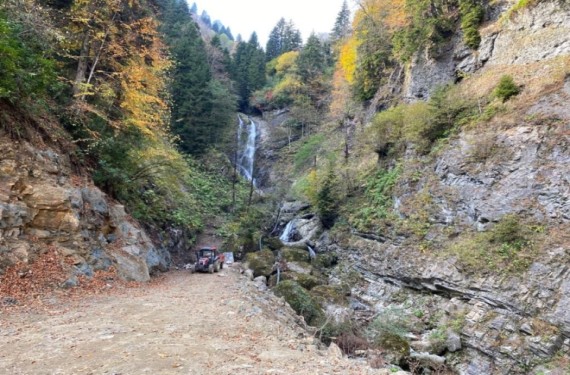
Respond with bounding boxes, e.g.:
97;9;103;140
404;1;570;100
0;136;171;282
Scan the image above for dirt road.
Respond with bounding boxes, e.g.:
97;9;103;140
0;264;389;375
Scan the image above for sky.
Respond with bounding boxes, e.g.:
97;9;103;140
193;0;353;47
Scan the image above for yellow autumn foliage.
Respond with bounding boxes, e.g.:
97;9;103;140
338;37;358;84
120;17;171;135
275;51;299;76
353;0;408;31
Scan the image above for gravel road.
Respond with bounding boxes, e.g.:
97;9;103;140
1;264;392;375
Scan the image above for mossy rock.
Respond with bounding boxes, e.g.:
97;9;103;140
273;280;325;327
264;237;283;251
245;250;276;278
376;332;410;365
296;273;325;290
286;260;312;274
313;252;338;269
268;271;295;287
282;247;310;262
310;285;348;306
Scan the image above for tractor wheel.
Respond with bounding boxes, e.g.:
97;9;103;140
208;264;214;274
214;262;220;273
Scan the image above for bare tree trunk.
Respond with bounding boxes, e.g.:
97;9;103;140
344;120;350;161
82;13;117;101
73;30;91;98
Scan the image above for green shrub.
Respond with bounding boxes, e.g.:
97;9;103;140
446;214;538;273
368;106;404;158
294;134;325;171
274;280;325;326
296;273;325;290
313;252;339;269
282;247;311;262
460;0;485;49
493;75;520;102
0;12;57;100
317;168;339;229
349;166;400;231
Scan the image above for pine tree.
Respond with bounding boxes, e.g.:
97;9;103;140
266;18;286;61
225;26;234;40
190;2;197;14
265;18;302;61
332;0;351;42
297;33;325;80
158;0;238;155
200;10;211;27
232;32;266;111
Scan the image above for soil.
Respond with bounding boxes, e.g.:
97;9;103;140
0;264;387;374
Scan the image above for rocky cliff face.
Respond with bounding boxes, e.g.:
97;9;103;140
327;2;570;373
0;135;172;282
265;2;570;374
404;0;570;100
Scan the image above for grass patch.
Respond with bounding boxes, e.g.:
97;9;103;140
348;166;400;232
445;214;544;274
294;134;325;171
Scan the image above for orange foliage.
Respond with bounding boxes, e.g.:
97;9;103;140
330;68;353;121
119;17;171;134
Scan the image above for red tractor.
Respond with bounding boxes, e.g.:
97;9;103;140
192;247;225;274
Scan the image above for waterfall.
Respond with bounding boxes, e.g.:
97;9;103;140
307;245;316;260
279;221;295;242
237;116;257;187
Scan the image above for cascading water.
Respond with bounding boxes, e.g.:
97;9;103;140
279;221;295;242
237;115;257;187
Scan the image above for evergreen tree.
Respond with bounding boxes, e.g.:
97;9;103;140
225;27;234;41
200;10;211;27
283;20;302;52
297;33;325;80
331;0;351;42
190;2;198;14
224;26;234;40
232;32;266;111
265;18;302;61
317;167;338;229
158;0;236;155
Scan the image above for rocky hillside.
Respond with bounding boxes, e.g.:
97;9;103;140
0;122;172;283
251;1;570;374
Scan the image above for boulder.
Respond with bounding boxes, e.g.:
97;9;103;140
245;250;275;278
273;280;325;327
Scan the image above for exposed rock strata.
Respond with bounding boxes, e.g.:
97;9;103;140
0;137;172;282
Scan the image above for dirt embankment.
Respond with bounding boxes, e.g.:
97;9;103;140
0;265;396;375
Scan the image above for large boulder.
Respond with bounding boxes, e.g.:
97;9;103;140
245;250;276;278
274;280;325;327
